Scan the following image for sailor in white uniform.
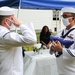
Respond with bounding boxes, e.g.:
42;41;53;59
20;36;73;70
0;6;37;75
50;7;75;75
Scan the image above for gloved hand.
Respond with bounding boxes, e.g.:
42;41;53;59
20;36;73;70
50;35;74;48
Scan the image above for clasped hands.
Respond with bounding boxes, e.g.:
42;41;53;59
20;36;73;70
50;41;63;52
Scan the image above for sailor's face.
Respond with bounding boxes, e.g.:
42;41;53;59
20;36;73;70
6;15;14;25
3;15;14;30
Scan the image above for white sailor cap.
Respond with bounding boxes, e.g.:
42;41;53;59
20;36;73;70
0;6;15;16
61;7;75;14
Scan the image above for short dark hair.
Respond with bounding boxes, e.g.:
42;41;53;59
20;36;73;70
0;16;5;24
0;15;10;25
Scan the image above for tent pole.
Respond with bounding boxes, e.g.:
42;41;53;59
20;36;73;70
15;0;21;33
17;0;21;18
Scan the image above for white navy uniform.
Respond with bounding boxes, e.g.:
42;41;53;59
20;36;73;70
56;25;75;75
0;23;37;75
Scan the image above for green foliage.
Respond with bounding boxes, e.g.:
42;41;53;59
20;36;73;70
33;46;44;52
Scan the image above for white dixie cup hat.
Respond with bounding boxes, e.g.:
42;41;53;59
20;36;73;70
0;6;15;16
61;7;75;13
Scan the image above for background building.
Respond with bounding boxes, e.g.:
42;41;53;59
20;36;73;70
12;9;65;33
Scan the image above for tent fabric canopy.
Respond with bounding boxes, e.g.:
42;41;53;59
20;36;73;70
21;0;75;9
0;0;75;9
0;0;19;7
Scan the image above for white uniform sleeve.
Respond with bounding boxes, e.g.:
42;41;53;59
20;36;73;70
62;30;75;60
62;48;75;60
3;22;37;47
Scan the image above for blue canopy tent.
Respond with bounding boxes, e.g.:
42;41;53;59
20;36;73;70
0;0;75;9
0;0;19;8
20;0;75;9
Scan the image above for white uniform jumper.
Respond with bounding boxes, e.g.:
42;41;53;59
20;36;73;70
0;23;37;75
56;25;75;75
